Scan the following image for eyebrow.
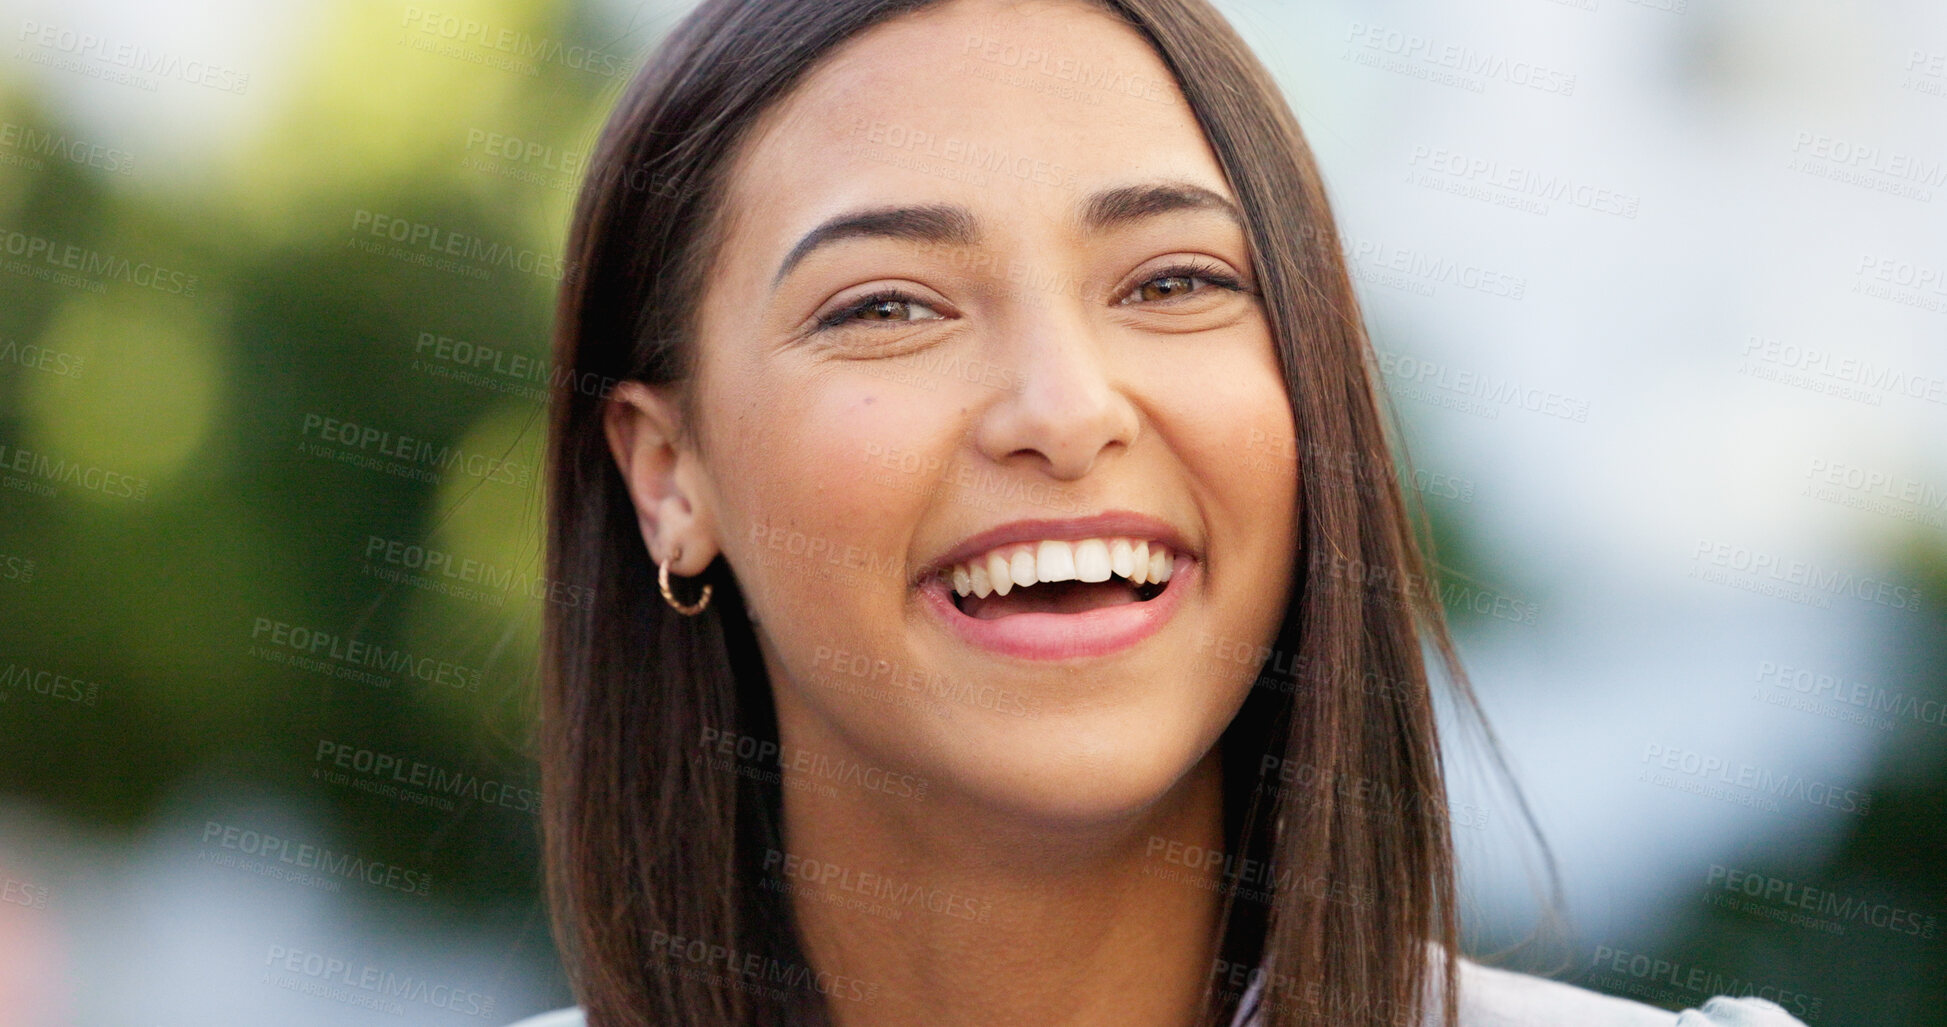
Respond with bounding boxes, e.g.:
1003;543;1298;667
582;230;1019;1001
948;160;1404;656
770;181;1244;288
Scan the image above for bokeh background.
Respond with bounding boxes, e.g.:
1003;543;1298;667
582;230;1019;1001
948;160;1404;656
0;0;1942;1023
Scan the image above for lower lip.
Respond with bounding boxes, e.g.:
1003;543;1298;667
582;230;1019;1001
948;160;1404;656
918;554;1196;661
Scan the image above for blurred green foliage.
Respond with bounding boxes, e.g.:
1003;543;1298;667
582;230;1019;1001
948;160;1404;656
0;0;634;921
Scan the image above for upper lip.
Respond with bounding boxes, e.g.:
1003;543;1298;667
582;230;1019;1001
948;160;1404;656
917;510;1198;585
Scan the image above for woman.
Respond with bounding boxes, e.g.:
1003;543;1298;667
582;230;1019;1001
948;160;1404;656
514;0;1812;1025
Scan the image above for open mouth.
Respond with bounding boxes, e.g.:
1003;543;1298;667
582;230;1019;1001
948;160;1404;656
937;537;1177;619
920;537;1193;661
952;574;1168;618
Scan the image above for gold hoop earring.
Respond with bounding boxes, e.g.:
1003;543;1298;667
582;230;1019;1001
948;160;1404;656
658;551;712;616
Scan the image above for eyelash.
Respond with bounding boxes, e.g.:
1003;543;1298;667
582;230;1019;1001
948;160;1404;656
813;259;1249;332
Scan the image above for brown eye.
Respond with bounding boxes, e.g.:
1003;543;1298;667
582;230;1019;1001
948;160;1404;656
859;297;917;321
1120;260;1245;306
817;290;946;331
1137;275;1199;302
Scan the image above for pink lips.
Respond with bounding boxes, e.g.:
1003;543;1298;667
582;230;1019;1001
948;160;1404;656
919;551;1196;661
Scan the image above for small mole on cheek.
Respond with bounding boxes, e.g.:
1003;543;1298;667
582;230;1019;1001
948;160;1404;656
863;396;874;405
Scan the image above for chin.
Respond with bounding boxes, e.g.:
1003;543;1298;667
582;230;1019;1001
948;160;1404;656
919;703;1224;834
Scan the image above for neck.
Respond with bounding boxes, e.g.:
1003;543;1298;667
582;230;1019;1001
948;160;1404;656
771;709;1230;1027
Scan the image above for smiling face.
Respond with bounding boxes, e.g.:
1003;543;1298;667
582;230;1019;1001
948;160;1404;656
659;0;1299;826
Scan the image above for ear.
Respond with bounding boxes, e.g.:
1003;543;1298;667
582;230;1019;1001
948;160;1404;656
603;381;720;575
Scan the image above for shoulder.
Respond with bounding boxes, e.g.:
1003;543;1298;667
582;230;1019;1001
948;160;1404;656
1450;957;1674;1026
501;1007;584;1027
510;962;1810;1027
1448;957;1811;1027
1232;948;1811;1027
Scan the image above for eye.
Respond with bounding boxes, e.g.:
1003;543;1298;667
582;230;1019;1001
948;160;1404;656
1120;259;1249;305
814;289;948;331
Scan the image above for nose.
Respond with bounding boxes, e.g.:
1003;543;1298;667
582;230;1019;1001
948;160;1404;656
971;300;1140;481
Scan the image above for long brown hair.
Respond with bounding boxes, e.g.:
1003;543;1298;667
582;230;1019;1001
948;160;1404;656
542;1;1534;1024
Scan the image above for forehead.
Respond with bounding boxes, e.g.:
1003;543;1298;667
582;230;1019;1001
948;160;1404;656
714;0;1231;269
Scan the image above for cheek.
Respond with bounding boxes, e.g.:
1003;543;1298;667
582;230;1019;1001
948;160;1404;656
715;375;954;618
1147;332;1299;649
1152;333;1297;515
1223;381;1298;499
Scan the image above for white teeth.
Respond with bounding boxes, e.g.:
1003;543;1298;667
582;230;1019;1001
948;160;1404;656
943;536;1181;598
1010;549;1036;588
987;551;1012;596
1109;539;1135;580
1035;540;1077;583
987;552;1012;596
1074;539;1111;582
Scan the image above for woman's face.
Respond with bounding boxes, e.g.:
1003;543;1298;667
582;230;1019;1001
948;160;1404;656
663;0;1297;824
